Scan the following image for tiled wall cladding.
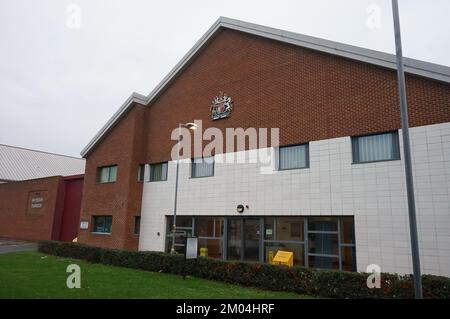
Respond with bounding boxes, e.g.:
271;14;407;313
78;28;450;259
139;122;450;276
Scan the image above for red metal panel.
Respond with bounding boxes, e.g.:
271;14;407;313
59;176;84;241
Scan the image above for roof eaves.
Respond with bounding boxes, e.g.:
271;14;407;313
80;16;450;158
80;92;147;157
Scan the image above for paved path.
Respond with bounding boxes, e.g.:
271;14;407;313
0;238;37;254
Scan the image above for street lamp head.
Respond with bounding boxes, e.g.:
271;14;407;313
182;122;198;130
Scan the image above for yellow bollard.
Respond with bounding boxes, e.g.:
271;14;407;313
200;247;208;257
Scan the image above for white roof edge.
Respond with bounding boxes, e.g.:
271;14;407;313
80;16;450;157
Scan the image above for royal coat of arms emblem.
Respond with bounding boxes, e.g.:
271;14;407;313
210;92;233;120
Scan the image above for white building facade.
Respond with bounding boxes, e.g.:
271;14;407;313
139;122;450;276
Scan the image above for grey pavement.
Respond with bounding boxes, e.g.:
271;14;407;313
0;238;38;254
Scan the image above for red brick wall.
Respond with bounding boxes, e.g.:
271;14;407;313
144;29;450;163
78;105;146;250
79;28;450;250
0;176;62;241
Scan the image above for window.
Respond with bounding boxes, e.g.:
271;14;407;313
352;131;400;163
191;157;214;178
150;162;168;182
279;144;309;170
137;164;145;182
195;217;224;259
92;216;112;234
306;217;356;271
165;216;193;254
97;165;117;183
265;216;356;271
264;217;305;266
134;216;141;235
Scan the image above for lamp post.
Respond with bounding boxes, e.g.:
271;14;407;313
391;0;422;298
171;122;198;254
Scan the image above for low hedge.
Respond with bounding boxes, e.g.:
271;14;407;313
38;240;450;299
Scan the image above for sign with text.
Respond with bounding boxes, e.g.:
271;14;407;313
27;190;48;215
80;221;89;230
185;237;198;260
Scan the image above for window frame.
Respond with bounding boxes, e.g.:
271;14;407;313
137;164;145;182
134;216;141;235
190;156;215;178
278;143;310;171
149;162;168;182
351;131;400;164
92;215;112;234
97;165;118;184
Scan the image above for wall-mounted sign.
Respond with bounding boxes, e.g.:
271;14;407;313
80;221;89;230
185;237;198;260
31;197;43;209
27;190;47;215
210;92;233;120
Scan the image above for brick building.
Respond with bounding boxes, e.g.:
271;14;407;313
77;18;450;276
0;145;85;241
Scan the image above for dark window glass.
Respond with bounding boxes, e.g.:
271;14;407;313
308;233;339;255
165;216;193;255
215;218;224;237
276;217;304;241
97;166;117;183
279;144;309;170
227;219;242;261
134;216;141;235
342;246;357;271
308;217;338;232
198;238;222;259
93;216;112;233
138;165;145;182
196;218;214;237
352;131;400;163
166;216;192;230
308;255;339;270
150;162;168;182
341;217;355;244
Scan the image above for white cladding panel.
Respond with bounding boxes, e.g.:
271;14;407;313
139;122;450;276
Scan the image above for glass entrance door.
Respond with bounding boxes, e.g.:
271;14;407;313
243;219;260;261
227;218;260;261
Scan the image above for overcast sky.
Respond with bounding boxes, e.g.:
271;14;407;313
0;0;449;157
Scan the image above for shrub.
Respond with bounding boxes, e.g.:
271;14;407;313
38;240;450;299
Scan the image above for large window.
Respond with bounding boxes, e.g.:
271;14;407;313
97;165;117;183
191;157;214;178
164;216;356;272
307;217;340;269
264;217;305;266
92;216;112;234
195;217;224;259
278;144;309;170
264;216;356;271
352;131;400;163
165;216;193;254
150;162;168;182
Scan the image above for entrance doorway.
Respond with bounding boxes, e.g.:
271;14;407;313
227;218;260;262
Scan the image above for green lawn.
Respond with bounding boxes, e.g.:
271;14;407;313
0;251;308;299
